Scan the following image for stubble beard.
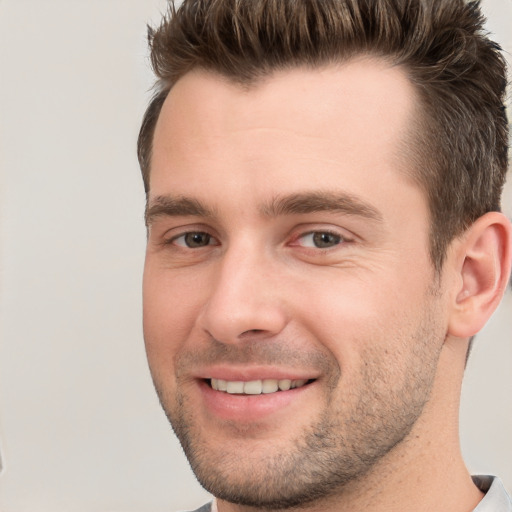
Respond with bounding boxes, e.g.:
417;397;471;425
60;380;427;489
152;301;445;509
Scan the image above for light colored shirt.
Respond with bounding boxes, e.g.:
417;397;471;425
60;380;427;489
188;475;512;512
473;476;512;511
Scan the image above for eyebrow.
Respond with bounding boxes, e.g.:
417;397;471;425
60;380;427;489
145;190;383;226
145;195;217;226
260;191;383;222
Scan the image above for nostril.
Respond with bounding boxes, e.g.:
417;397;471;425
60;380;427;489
240;329;265;336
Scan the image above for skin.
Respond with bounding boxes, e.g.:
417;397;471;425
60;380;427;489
143;59;511;512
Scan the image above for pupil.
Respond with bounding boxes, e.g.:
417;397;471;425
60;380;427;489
186;232;209;247
313;232;340;248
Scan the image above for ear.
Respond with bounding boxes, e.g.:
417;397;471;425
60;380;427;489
448;212;512;338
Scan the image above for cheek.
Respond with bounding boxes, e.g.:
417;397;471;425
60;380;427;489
142;266;203;373
288;267;433;364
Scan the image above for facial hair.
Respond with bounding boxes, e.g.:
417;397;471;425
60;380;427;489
151;297;445;509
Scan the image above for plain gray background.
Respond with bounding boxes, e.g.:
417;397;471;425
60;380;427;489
0;1;511;511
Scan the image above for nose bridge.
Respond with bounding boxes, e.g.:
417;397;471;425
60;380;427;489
198;239;287;343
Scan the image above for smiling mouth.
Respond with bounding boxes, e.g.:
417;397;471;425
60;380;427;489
208;378;315;395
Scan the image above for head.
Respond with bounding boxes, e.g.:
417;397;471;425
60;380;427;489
139;0;511;509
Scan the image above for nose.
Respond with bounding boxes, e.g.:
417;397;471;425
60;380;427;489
197;246;288;344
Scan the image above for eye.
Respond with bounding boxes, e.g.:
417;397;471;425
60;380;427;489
297;231;344;249
172;231;217;248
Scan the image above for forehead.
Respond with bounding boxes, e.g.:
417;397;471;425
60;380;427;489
150;59;421;213
156;59;415;135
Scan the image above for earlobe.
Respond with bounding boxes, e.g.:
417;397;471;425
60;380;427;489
448;212;512;339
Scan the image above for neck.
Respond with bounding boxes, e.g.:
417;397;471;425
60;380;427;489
217;338;483;512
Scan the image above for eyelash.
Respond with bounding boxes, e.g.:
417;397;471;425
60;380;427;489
164;228;351;251
166;231;218;248
291;229;351;250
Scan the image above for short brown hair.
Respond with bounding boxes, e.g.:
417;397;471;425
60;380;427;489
138;0;509;271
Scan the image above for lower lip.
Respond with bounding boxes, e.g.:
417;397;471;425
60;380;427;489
198;380;314;423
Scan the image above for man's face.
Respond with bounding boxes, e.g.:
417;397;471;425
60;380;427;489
143;61;450;507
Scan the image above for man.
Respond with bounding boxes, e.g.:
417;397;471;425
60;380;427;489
138;0;512;511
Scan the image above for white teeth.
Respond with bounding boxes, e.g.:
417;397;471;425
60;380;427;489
244;380;263;394
278;379;292;391
291;379;307;389
226;381;244;394
262;379;279;393
210;378;309;394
